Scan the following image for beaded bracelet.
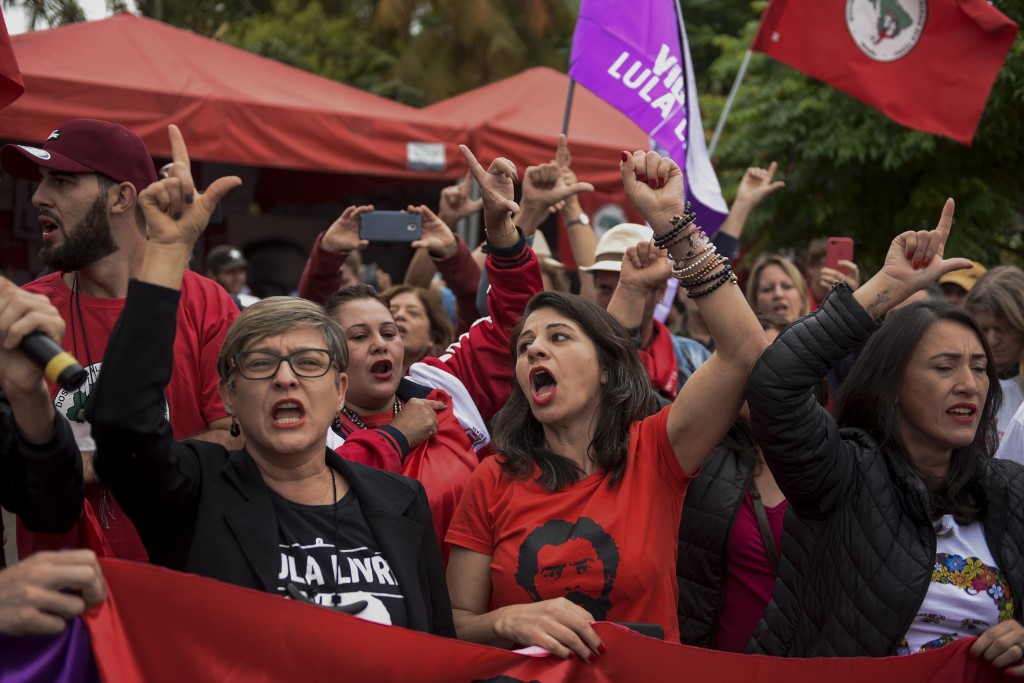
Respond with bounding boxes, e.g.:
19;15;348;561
655;208;696;245
678;258;731;288
684;265;732;298
686;267;738;299
672;243;717;276
678;255;724;284
672;246;716;278
653;212;695;248
662;227;695;252
677;256;729;286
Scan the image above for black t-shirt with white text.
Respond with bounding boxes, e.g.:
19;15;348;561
270;491;408;628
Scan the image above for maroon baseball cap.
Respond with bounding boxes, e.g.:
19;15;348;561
0;119;158;193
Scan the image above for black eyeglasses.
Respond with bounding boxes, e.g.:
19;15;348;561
232;349;336;380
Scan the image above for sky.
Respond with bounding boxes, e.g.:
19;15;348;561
3;1;124;35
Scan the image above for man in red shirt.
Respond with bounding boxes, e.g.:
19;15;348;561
1;119;240;561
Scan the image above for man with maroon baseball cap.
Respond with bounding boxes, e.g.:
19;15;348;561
1;118;158;196
2;119;240;564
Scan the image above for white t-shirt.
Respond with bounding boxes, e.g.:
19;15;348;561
996;376;1024;446
996;400;1024;465
897;515;1015;655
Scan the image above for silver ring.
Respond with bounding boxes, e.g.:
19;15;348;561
1015;642;1024;660
159;162;174;179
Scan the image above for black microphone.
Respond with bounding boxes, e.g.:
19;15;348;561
21;331;87;391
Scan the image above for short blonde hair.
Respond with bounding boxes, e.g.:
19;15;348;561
216;297;347;388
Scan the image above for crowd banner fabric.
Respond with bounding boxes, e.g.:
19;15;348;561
35;559;1007;681
569;0;728;233
751;0;1018;144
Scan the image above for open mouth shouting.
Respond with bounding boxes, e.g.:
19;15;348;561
947;403;978;424
771;301;792;318
272;399;306;428
39;214;60;241
530;367;558;405
370;359;393;381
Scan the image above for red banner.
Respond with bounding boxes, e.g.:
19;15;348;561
0;9;23;110
751;0;1018;144
81;559;1008;682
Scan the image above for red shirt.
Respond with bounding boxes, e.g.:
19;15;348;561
342;387;478;565
446;407;692;641
714;492;788;652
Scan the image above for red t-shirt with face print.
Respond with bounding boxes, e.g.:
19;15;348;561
446;407;692;641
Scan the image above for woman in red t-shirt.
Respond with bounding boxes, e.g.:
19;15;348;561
445;150;770;661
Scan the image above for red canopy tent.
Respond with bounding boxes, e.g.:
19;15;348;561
425;67;649;193
0;12;464;180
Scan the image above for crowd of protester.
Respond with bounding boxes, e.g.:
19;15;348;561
2;116;1024;676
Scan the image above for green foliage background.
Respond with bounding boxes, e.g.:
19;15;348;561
11;0;1022;269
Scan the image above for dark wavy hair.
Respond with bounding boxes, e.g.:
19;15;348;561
492;291;658;492
834;301;1002;523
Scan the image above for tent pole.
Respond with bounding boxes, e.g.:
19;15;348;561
708;49;752;157
561;79;576;135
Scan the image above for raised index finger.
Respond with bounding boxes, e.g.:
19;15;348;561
168;124;191;170
459;144;486;184
555;134;571;167
934;197;955;242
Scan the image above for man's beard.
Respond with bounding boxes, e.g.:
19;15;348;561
39;193;118;272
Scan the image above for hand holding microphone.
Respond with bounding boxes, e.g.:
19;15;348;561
20;331;87;390
0;277;85;393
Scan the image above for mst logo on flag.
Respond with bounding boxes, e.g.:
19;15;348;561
847;0;927;61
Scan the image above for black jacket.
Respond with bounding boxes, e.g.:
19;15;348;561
89;280;454;637
745;284;1024;657
1;392;84;569
676;430;755;647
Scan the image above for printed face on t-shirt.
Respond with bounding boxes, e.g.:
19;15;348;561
534;538;606;603
515;517;619;621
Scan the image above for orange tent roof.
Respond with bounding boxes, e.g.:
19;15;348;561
425;67;649;192
0;13;464;179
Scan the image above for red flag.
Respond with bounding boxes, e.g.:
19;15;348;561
0;9;23;110
82;559;1006;683
751;0;1018;144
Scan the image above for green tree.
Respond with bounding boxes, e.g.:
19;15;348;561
371;0;579;104
220;0;421;103
703;0;1024;271
2;0;86;30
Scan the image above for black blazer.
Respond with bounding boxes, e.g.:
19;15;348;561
89;279;454;637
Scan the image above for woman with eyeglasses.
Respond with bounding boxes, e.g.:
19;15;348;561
88;126;454;636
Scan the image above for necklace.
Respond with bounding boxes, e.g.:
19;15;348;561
339;397;402;430
323;467;334;504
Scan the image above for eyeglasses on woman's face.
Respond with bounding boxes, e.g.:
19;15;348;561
232;349;336;380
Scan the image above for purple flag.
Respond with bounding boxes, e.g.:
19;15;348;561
570;0;728;233
0;618;100;683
